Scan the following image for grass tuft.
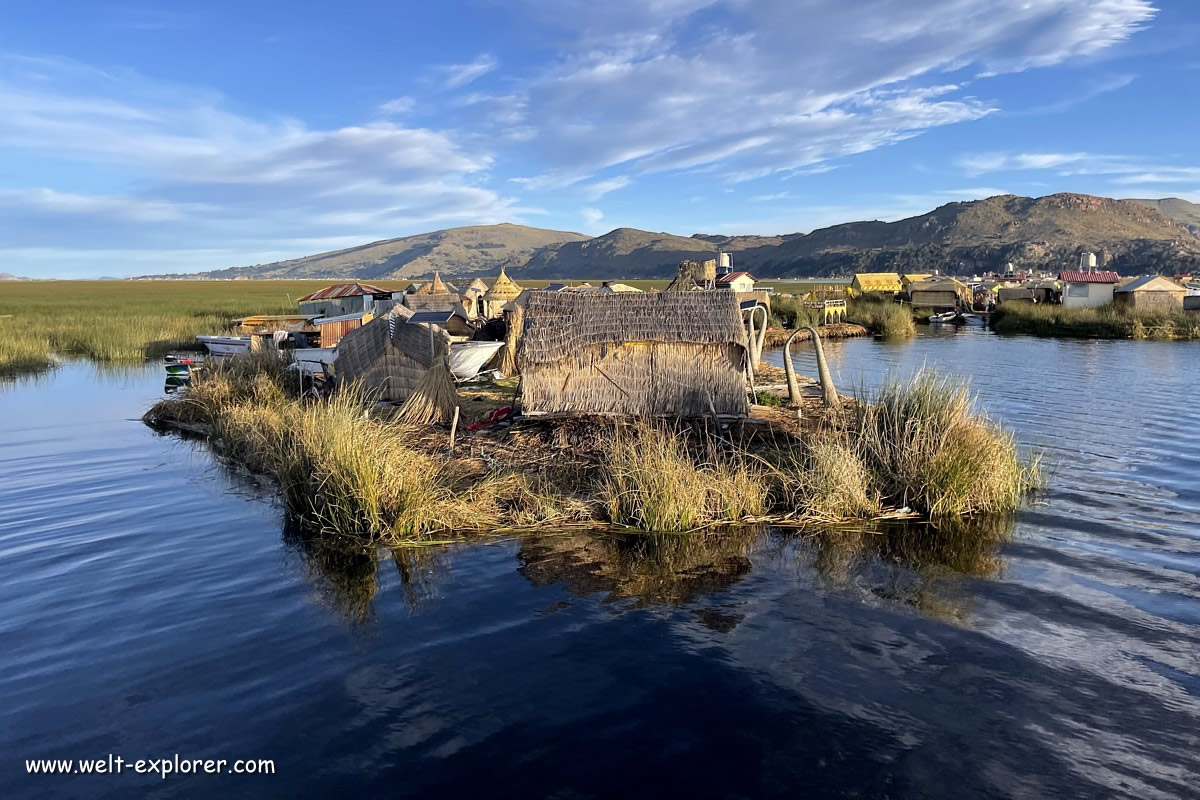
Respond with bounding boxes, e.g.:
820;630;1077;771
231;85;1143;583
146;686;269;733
848;297;917;338
849;370;1039;517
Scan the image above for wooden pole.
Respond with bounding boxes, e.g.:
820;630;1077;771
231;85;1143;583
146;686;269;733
448;406;461;453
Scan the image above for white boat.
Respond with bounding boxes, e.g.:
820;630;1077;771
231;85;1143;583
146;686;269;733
927;311;960;324
196;335;251;356
449;341;506;381
290;347;338;375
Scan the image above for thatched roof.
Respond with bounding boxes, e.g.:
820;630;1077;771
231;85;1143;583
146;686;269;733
484;266;522;302
519;290;747;367
404;293;467;317
468;278;489;293
333;311;453;405
412;273;454;296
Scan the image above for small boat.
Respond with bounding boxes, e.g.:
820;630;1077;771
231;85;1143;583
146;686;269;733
163;353;202;365
928;311;960;324
164;363;199;376
196;335;251;356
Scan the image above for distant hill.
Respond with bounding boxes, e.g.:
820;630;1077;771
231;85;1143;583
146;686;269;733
137;193;1200;281
179;223;589;280
0;272;32;281
516;228;718;278
1127;197;1200;235
741;193;1200;277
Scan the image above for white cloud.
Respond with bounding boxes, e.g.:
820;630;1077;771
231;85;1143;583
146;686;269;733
378;96;415;115
0;55;519;270
494;0;1154;183
581;207;606;232
957;152;1200;185
580;175;631;200
437;53;499;90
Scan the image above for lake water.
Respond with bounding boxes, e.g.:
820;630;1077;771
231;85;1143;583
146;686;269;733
2;330;1199;799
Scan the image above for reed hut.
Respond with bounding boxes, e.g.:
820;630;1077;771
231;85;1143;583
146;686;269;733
483;267;523;318
333;310;454;407
518;291;749;418
410;273;456;296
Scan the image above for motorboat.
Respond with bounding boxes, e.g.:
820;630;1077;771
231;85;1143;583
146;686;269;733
928;311;960;324
195;335;251;356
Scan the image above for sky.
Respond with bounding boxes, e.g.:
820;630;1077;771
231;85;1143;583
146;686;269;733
0;0;1197;278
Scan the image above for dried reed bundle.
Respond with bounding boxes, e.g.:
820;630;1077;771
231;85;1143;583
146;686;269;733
394;359;459;425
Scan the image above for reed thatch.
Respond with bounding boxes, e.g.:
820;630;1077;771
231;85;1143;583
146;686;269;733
518;291;749;418
411;273;454;296
483;266;523;318
333;311;456;413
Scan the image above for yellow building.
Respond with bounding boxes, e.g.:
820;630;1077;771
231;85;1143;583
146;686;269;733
850;272;903;296
901;273;932;290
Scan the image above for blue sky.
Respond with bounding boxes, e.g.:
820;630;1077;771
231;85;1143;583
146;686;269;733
0;0;1196;277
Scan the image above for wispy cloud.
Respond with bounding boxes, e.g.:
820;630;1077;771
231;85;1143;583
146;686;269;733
1010;73;1137;115
581;207;606;232
437;53;498;90
0;54;518;272
377;96;415;116
957;151;1200;185
493;0;1154;184
580;175;631;200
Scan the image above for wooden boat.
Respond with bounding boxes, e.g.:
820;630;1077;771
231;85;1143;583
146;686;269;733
196;335;251;356
164;364;199;376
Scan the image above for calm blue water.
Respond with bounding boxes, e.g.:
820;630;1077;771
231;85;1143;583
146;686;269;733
2;331;1199;799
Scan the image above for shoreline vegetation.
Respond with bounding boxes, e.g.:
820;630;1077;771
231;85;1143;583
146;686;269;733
990;303;1200;340
768;295;917;341
0;280;314;378
143;353;1040;541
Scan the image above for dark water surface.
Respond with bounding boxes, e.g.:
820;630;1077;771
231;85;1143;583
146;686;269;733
2;332;1199;799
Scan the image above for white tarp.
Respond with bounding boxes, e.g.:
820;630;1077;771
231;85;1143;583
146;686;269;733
449;341;505;381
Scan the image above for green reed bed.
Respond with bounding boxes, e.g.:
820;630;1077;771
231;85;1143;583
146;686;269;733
847;296;917;338
990;302;1200;340
0;280;335;376
145;356;1038;540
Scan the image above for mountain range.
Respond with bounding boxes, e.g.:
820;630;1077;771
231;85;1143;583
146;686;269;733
149;193;1200;281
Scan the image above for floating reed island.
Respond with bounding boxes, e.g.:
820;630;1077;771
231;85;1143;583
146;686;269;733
145;290;1038;541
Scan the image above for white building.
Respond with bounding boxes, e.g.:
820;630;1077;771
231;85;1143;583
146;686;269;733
716;271;757;293
1058;270;1119;308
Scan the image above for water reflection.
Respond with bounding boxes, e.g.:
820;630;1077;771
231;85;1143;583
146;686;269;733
282;518;1016;629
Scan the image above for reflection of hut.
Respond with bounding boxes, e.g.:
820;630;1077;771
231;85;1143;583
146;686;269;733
518;291;749;417
483;267;523;318
1114;275;1186;311
333;310;454;404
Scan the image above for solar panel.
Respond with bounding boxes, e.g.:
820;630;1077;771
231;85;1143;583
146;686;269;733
740;300;759;310
407;310;456;324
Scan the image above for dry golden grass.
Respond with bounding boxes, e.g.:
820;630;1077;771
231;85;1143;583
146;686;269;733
146;358;1038;539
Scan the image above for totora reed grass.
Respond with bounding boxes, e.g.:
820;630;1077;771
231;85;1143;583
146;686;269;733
145;356;1039;540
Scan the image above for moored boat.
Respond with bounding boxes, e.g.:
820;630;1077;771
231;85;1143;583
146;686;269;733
196;335;251;356
928;311;960;324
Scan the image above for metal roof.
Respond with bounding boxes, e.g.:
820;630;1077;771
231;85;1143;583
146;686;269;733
297;282;394;302
716;271;756;284
1058;271;1120;284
